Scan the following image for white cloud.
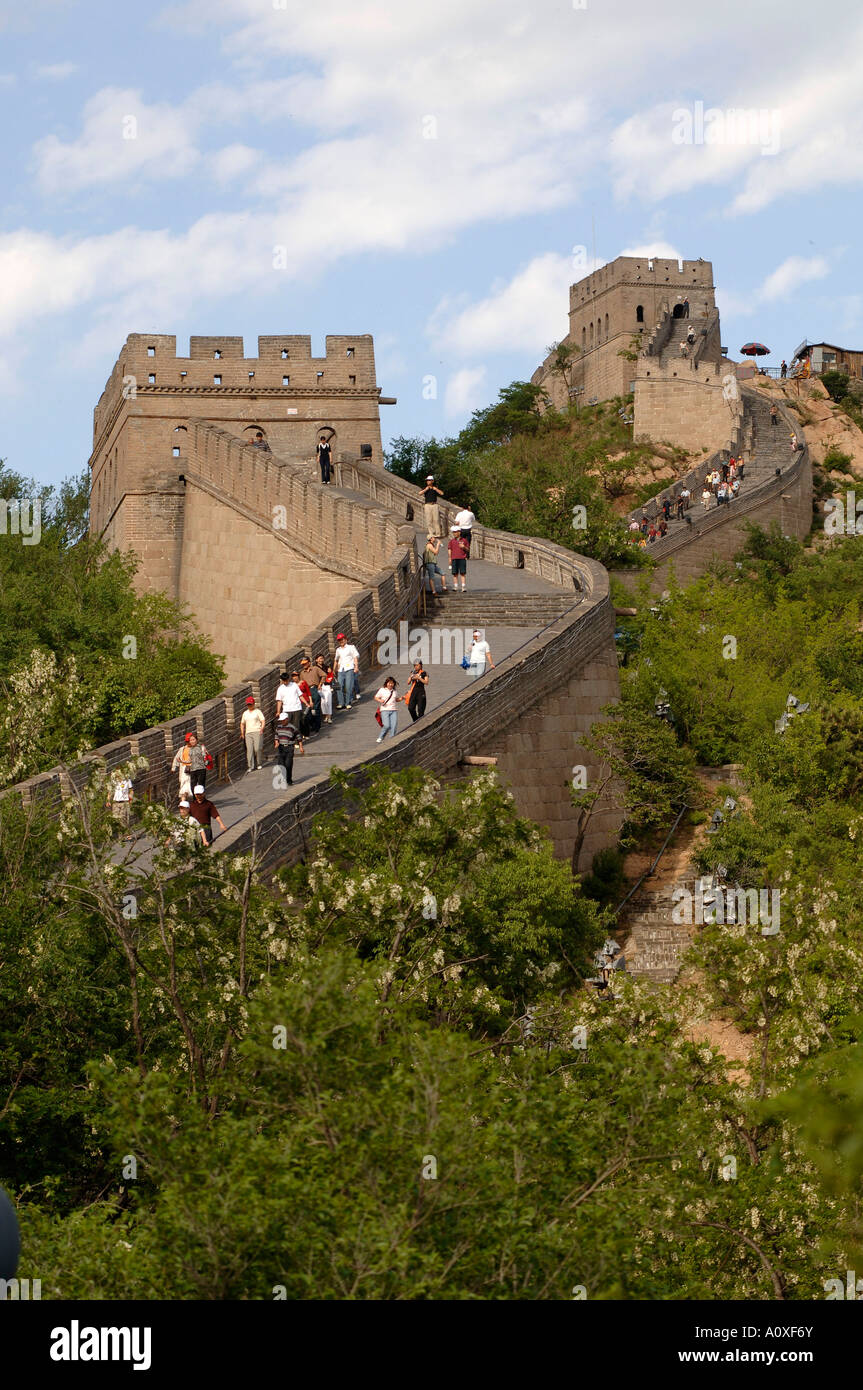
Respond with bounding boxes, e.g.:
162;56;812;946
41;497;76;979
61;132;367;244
33;88;200;193
717;254;832;322
609;22;863;215
619;241;684;264
208;142;262;184
445;367;487;418
428;253;578;358
5;0;863;393
759;254;829;301
35;61;77;79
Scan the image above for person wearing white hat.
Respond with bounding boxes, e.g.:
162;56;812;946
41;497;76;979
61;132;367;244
167;800;205;848
188;785;227;846
422;476;444;535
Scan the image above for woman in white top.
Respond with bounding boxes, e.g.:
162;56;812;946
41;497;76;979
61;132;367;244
468;630;494;681
374;677;401;742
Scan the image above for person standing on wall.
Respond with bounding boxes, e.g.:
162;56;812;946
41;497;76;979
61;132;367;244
189;732;213;790
770;403;778;427
454;503;476;554
275;670;304;731
273;717;305;787
314;654;334;723
374;676;401;743
188;785;227;846
296;665;316;736
301;657;323;735
333;633;359;710
171;732;194;799
422;476;444;535
780;360;787;378
424;534;447;593
467;629;494;681
240;695;266;771
448;526;469;593
316;434;333;484
106;774;134;831
405;661;429;722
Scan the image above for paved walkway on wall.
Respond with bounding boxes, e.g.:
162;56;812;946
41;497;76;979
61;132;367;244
200;552;581;842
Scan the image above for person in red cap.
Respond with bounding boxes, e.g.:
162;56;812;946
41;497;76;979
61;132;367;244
170;731;194;799
240;694;266;771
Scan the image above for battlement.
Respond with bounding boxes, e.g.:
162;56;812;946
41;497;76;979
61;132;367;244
570;256;714;309
93;332;379;443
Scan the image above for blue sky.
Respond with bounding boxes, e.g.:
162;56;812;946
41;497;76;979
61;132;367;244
1;0;861;488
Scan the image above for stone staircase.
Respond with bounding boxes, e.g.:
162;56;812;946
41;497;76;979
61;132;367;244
626;385;790;555
657;317;701;370
620;885;694;984
422;590;578;628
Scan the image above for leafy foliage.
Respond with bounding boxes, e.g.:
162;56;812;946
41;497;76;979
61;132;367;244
0;464;224;785
384;381;662;568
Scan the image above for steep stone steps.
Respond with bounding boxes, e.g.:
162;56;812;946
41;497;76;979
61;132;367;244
620;888;693;983
422;591;577;627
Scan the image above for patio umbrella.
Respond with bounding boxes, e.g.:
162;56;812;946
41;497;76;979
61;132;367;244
740;342;770;356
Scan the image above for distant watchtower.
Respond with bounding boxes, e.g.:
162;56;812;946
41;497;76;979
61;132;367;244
533;255;717;407
88;333;393;599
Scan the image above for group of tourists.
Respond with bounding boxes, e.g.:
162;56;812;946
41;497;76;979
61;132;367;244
372;628;493;743
628;452;748;547
699;455;745;510
166;732;226;844
422;478;476;594
111;470;497;844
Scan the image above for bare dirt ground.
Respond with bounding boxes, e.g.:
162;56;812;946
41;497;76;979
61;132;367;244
753;375;863;474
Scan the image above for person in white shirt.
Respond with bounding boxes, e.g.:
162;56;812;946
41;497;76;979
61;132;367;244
454;505;476;554
240;696;267;771
333;633;360;710
467;630;494;681
275;672;304;732
167;801;206;848
107;776;134;829
374;677;401;742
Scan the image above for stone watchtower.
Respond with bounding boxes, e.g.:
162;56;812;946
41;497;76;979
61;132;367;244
88;333;393;600
533;256;717;407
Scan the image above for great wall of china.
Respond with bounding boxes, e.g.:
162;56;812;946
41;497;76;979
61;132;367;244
2;256;813;891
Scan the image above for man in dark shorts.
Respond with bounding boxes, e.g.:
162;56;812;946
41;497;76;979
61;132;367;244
448;526;468;592
274;719;305;787
188;785;228;846
316;434;333;484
